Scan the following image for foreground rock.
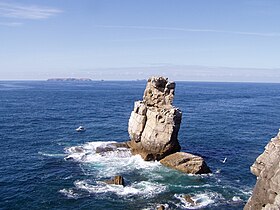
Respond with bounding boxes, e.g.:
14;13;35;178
104;175;124;186
244;129;280;210
160;152;211;174
127;76;182;161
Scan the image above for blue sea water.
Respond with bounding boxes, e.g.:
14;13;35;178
0;81;280;210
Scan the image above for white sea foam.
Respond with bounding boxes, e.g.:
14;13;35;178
170;184;212;189
63;175;73;180
64;141;161;178
38;151;65;157
239;187;253;196
232;196;242;202
74;179;166;198
59;188;80;199
215;169;221;174
174;192;223;209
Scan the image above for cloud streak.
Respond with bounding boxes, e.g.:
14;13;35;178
0;21;22;26
0;2;62;19
97;25;280;37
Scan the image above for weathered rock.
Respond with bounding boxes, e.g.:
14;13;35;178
244;129;280;210
183;195;195;205
127;76;182;161
143;77;175;108
104;175;124;186
160;152;211;174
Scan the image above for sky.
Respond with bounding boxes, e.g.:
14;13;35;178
0;0;280;82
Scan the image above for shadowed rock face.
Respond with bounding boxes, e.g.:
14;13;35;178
245;129;280;210
127;76;182;161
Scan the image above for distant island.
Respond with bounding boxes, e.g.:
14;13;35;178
47;78;92;82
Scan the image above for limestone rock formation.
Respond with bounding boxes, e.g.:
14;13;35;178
245;129;280;210
127;76;182;160
160;152;211;174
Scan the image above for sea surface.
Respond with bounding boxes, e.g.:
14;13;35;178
1;80;280;210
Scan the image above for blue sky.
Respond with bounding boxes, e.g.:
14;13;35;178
0;0;280;82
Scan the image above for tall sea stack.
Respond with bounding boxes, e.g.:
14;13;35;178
127;76;182;161
245;129;280;210
127;76;211;174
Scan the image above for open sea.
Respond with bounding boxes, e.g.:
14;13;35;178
1;80;280;210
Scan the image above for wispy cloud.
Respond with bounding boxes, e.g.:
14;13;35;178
0;21;22;26
0;2;62;19
97;25;280;37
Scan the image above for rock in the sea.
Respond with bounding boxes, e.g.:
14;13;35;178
183;194;195;205
95;142;129;154
104;175;125;186
245;129;280;210
127;76;182;161
156;205;165;210
160;152;211;174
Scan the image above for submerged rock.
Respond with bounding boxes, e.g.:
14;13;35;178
127;76;182;161
160;152;211;174
245;129;280;210
104;175;124;186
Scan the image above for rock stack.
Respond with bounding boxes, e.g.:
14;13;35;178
245;129;280;210
127;76;211;174
127;76;182;161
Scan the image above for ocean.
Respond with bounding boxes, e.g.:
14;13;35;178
0;81;280;210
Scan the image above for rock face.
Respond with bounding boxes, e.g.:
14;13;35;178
127;76;182;161
245;129;280;210
160;152;211;174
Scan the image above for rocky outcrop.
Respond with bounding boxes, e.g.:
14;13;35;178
245;129;280;210
95;142;129;154
127;76;211;174
160;152;211;174
183;195;195;205
104;175;125;186
127;76;182;161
